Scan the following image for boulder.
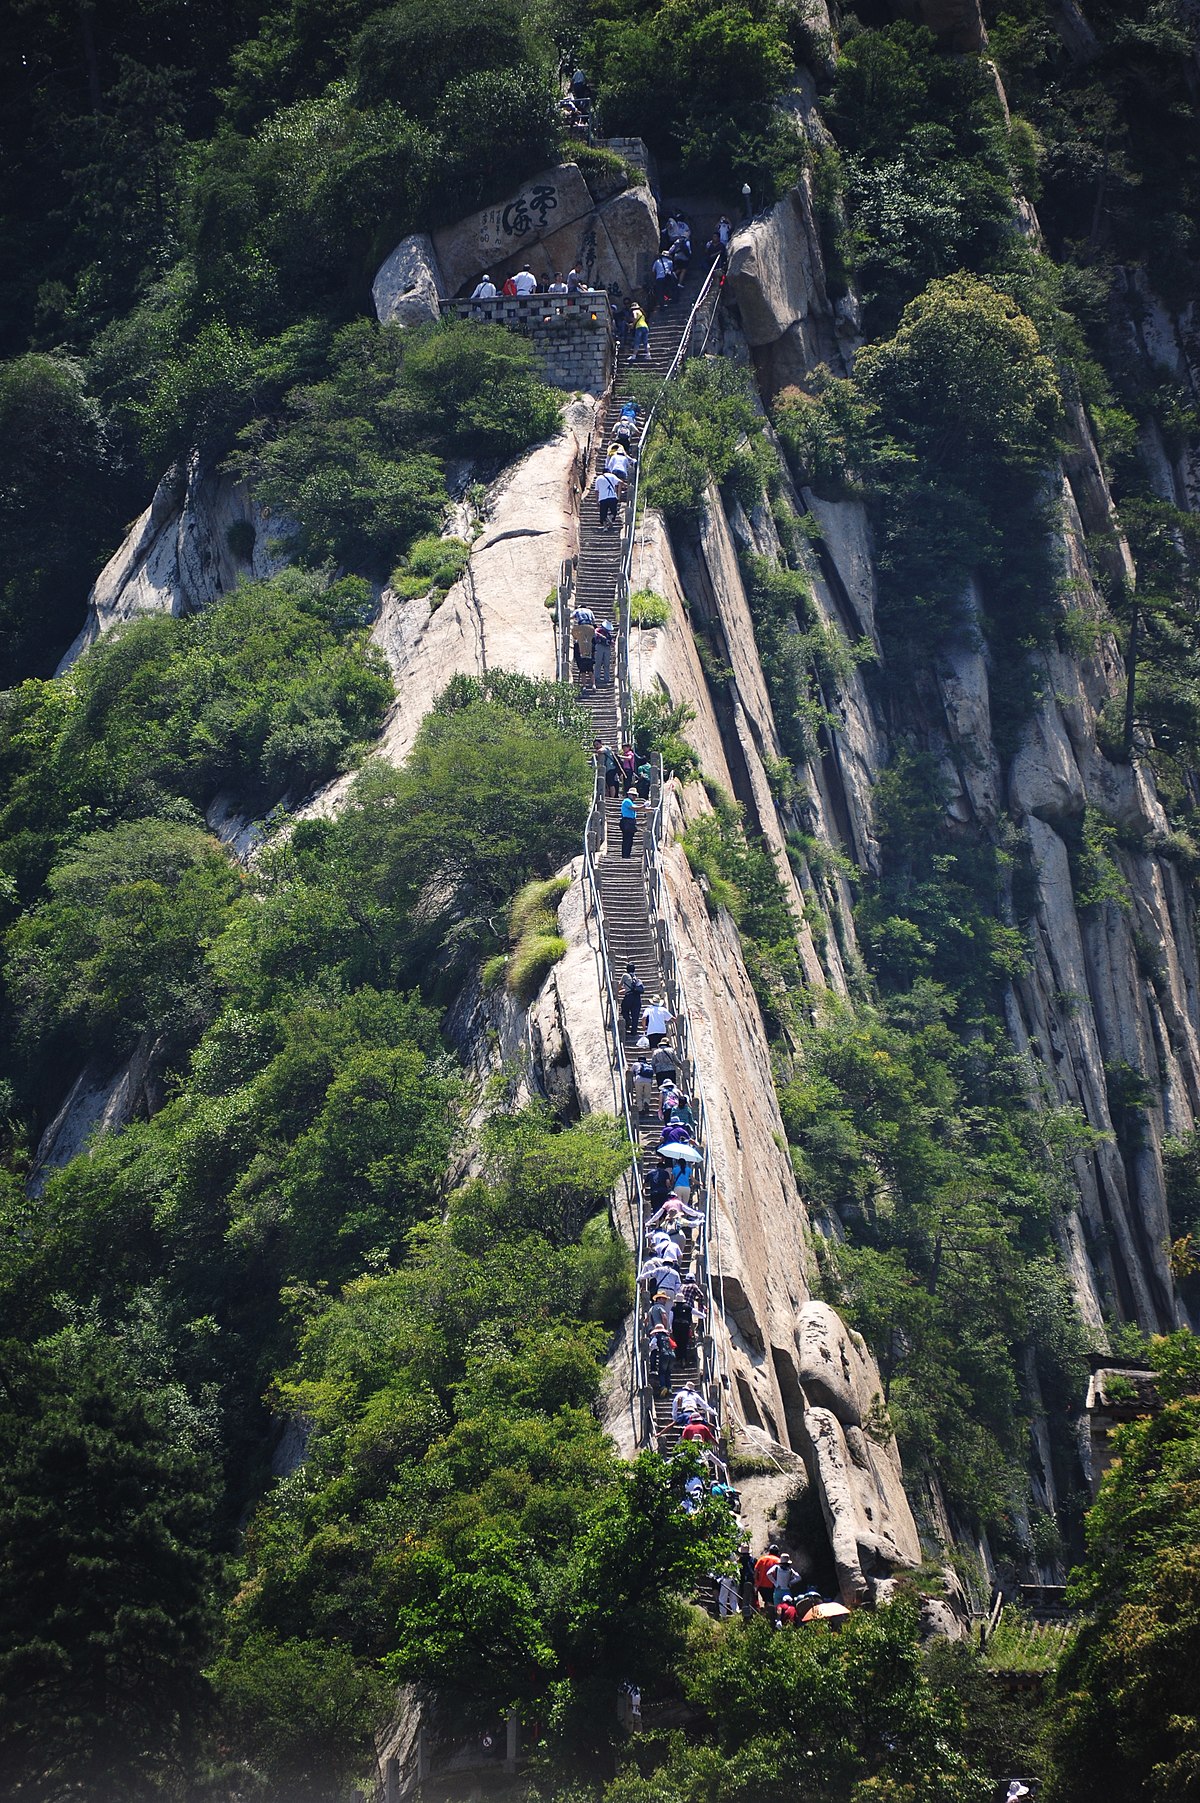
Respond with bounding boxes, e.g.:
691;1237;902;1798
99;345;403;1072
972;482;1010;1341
804;1405;922;1605
724;182;838;385
432;163;658;299
794;1300;879;1427
1008;694;1086;826
372;231;445;328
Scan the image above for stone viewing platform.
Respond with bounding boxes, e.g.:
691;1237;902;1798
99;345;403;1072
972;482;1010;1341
440;290;614;393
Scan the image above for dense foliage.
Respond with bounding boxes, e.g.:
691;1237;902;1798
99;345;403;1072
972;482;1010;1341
1046;1336;1200;1801
0;643;599;1793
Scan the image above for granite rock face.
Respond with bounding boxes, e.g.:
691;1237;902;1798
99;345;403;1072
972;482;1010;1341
724;180;842;390
58;452;291;672
429;163;658;298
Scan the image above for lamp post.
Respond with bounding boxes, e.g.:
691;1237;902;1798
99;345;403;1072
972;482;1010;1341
741;181;752;221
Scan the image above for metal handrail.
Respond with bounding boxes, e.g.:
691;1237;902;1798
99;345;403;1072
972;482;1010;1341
641;754;725;1435
613;256;725;738
568;256;728;1450
555;558;574;684
578;770;648;1438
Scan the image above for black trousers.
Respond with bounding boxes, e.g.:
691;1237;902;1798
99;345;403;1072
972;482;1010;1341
621;819;637;858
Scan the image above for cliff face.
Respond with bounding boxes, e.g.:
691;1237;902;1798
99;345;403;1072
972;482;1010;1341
638;166;1200;1368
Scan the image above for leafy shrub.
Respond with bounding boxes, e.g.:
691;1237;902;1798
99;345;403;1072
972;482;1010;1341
632;690;700;783
5;819;240;1063
629;588;670;628
235;320;559;575
828;23;1017;331
349;0;530;118
639;358;762;525
391;534;471;597
587;0;796;195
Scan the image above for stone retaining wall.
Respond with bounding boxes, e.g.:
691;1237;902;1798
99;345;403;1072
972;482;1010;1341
440;294;613;393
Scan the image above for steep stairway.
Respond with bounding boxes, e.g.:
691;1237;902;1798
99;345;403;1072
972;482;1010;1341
564;232;726;1453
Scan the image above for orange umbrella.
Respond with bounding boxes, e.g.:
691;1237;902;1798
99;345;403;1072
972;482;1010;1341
801;1601;851;1624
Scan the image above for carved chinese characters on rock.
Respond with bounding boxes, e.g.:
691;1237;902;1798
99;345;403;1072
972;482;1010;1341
480;185;560;261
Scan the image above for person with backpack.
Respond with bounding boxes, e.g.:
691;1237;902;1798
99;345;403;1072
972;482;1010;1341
671;1290;694;1364
647;1320;674;1395
636;756;653;798
593;617;614;686
629;1051;656;1116
595;466;621;532
614;400;639;446
646;1157;674;1208
618;961;644;1034
602;742;622;799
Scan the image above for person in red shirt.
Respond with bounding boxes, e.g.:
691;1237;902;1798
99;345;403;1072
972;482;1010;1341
680;1418;716;1446
754;1544;781;1615
775;1594;798;1628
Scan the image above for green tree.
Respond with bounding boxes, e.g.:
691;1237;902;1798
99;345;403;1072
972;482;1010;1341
0;1330;222;1801
5;818;241;1066
602;1600;987;1802
0;353;115;682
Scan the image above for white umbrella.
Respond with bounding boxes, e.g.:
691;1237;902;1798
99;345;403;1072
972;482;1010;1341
666;1142;703;1164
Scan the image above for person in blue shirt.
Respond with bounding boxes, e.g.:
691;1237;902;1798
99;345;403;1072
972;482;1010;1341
620;790;641;858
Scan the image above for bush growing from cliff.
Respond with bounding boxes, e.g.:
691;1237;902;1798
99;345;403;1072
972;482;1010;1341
1046;1359;1200;1803
775;276;1063;713
5;819;241;1071
0;570;390;910
0;353;127;685
234;320;560;575
828;23;1018;330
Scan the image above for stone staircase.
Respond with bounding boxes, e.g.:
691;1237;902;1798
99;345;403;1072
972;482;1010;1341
565;235;726;1452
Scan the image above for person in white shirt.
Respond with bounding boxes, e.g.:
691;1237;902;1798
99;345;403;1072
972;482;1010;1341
512;266;538;295
595;468;620;531
471;275;497;300
672;1383;712;1424
640;999;675;1045
548;274;569;294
